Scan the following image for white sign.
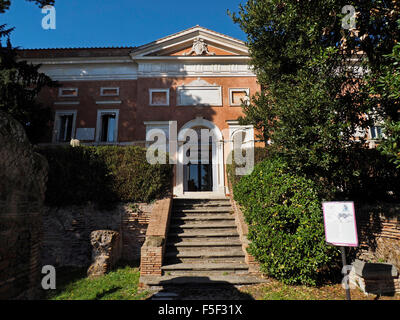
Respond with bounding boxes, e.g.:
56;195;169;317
322;201;358;247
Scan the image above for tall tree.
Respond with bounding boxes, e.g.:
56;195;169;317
0;0;56;143
368;20;400;168
0;0;54;13
230;1;400;196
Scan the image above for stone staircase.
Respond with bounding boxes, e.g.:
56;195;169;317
141;197;266;290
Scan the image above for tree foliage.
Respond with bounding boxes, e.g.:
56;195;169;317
0;0;54;13
367;20;400;168
0;0;57;143
230;1;400;196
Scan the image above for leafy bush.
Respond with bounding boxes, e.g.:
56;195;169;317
233;157;339;286
95;146;172;204
227;146;269;189
37;146;173;207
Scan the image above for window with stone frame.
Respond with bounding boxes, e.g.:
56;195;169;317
229;88;249;106
59;88;78;97
96;110;119;143
149;89;169;106
100;87;119;97
368;110;385;140
53;111;77;143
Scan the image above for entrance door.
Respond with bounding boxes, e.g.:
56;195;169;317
175;118;225;196
185;144;213;191
183;128;213;192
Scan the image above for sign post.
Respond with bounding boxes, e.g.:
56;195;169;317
322;201;358;301
340;246;351;300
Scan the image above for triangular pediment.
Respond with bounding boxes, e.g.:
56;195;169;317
181;78;218;87
167;44;237;56
130;26;248;57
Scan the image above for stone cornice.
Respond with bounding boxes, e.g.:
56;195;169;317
130;56;251;62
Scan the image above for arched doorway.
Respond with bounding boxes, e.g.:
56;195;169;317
174;118;225;196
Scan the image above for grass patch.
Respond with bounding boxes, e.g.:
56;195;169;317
46;266;149;300
261;282;330;300
240;278;400;300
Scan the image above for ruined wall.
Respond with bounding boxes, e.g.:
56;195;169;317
355;203;400;270
0;111;48;300
42;203;153;268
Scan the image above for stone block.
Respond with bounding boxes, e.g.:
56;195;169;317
87;230;121;278
353;259;398;279
350;259;400;295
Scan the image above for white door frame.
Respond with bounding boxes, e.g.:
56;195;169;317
174;118;225;196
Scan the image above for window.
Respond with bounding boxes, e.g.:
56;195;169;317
96;110;119;143
59;88;78;97
53;111;77;143
367;110;385;141
229;88;249;106
369;126;384;140
149;89;169;106
100;87;119;97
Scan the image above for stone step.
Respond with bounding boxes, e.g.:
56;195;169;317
165;257;246;264
168;229;239;238
141;275;268;287
150;291;180;300
171;214;235;222
172;214;235;220
173;198;230;203
172;206;232;212
172;200;232;208
167;239;243;248
172;208;234;214
172;206;232;211
160;198;248;280
162;261;248;268
152;292;179;297
170;221;237;229
165;248;245;264
162;263;249;274
163;270;250;276
166;248;245;257
173;201;231;207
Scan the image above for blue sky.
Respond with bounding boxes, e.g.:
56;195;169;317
2;0;247;49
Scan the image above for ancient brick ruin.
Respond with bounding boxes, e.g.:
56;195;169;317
87;230;122;278
0;111;48;299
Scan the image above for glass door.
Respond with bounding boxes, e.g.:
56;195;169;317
184;137;213;192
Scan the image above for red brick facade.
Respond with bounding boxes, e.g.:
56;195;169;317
20;26;263;196
34;76;260;143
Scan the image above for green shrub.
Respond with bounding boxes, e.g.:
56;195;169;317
227;146;269;189
233;157;339;286
95;146;172;204
37;146;173;207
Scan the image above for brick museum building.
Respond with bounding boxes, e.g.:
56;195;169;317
18;25;382;198
18;26;264;197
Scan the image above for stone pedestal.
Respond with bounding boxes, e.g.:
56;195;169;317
87;230;121;278
349;259;400;295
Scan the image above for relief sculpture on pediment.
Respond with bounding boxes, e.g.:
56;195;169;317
184;37;216;56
